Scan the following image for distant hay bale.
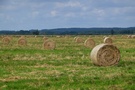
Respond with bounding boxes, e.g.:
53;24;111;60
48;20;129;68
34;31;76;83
18;38;27;46
43;36;48;41
74;37;77;40
90;44;120;66
127;35;131;38
84;38;95;48
121;35;124;38
2;37;10;45
103;37;113;44
131;35;135;38
43;40;56;50
103;36;107;39
75;37;83;43
65;35;70;38
56;36;61;38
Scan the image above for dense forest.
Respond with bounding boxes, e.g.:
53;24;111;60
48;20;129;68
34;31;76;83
0;27;135;35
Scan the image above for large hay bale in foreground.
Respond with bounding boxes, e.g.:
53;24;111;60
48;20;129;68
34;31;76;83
84;38;95;48
18;38;27;46
2;37;10;45
43;40;56;50
103;37;113;44
90;44;120;66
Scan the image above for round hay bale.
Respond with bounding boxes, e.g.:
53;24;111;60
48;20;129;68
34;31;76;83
18;38;27;46
127;35;131;38
43;40;56;50
84;38;95;48
43;36;48;41
74;37;77;40
103;37;113;44
90;44;120;66
121;35;124;38
131;35;135;38
75;37;83;43
2;37;10;45
56;36;61;38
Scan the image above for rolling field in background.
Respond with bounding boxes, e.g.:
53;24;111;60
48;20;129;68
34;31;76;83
0;35;135;90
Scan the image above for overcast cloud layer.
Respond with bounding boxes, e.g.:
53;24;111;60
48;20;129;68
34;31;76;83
0;0;135;30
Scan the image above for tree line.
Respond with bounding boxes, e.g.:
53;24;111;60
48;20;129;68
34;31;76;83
0;27;135;35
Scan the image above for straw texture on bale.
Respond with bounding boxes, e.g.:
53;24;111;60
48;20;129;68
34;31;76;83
2;37;10;45
43;37;48;41
43;40;56;50
75;37;83;43
90;44;120;66
103;37;113;44
84;38;95;48
18;38;27;46
127;35;131;38
131;35;135;38
56;36;61;38
74;37;77;40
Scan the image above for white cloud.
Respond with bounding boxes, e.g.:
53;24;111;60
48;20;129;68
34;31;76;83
82;6;88;11
0;0;135;30
55;1;82;8
65;12;75;17
50;10;58;17
92;9;106;17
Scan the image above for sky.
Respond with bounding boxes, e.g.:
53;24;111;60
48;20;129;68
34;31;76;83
0;0;135;30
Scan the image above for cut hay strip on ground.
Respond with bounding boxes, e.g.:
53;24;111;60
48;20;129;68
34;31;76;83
75;37;83;43
84;38;95;48
18;38;27;46
43;39;56;50
90;44;120;66
103;37;113;44
2;37;10;45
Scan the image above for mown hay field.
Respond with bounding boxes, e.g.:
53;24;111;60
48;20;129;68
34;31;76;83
0;35;135;90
